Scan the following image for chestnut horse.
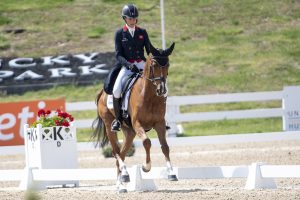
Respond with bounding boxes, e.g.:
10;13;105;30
92;42;177;193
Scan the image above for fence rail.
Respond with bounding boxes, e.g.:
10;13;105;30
1;163;300;190
67;90;284;131
166;91;283;105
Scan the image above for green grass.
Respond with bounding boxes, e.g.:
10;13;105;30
88;26;106;38
0;0;299;141
180;101;281;113
182;118;282;137
0;14;11;25
0;34;10;50
77;128;94;142
0;0;74;12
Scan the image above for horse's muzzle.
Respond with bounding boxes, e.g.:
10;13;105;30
156;82;167;96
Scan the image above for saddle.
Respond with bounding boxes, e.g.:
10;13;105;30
106;72;159;132
106;73;140;127
120;73;154;132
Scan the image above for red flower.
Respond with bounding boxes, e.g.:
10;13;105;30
38;109;46;117
32;108;74;128
58;112;69;119
37;109;52;117
62;121;70;127
69;116;74;122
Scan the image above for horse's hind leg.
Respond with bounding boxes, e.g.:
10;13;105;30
154;122;178;181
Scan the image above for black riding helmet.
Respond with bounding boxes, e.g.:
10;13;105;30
122;4;139;19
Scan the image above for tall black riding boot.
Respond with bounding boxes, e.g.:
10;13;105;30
111;97;122;131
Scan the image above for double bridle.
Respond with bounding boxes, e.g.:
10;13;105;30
140;55;169;86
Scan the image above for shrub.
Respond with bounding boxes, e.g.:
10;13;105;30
102;143;135;158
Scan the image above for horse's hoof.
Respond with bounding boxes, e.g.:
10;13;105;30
121;174;130;183
142;166;151;173
118;188;127;194
168;174;178;181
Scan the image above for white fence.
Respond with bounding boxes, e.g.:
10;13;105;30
68;86;300;136
165;90;284;135
1;163;300;191
67;90;284;135
166;91;283;122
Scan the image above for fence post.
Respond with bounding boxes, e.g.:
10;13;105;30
282;86;300;131
166;103;181;137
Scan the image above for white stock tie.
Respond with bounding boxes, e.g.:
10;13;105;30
130;30;134;37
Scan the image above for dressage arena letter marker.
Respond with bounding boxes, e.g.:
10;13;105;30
53;127;64;141
20;123;79;189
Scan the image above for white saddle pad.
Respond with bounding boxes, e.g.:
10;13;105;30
107;95;113;109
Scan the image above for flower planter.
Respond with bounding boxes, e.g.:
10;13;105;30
21;123;78;189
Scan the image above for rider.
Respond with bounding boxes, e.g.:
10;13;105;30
111;4;151;132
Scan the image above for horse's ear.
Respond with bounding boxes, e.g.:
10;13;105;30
149;42;160;56
165;42;175;56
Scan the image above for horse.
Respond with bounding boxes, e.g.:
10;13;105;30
92;42;177;193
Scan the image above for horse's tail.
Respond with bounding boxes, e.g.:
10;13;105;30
91;89;109;148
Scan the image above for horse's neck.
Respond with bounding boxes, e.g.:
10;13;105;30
129;62;166;114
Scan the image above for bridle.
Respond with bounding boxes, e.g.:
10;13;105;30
140;55;169;86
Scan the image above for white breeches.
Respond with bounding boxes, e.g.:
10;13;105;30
113;61;145;98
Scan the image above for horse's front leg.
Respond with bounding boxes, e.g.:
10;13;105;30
154;121;178;181
118;126;136;182
134;123;152;172
110;144;130;193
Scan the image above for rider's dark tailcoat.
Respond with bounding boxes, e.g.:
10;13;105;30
104;25;151;94
115;25;151;67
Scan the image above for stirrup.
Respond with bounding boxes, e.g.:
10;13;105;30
111;119;121;131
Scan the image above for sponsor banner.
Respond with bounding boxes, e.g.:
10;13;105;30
0;52;115;94
0;99;65;146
